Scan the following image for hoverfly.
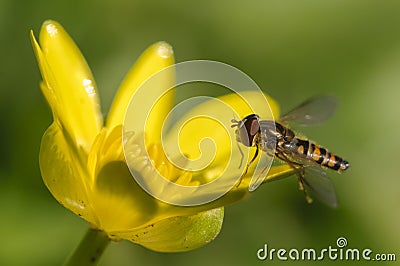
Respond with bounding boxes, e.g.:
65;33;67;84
231;96;349;207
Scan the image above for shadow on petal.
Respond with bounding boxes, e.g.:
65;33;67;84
92;161;159;232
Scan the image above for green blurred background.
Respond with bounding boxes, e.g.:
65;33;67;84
1;0;399;265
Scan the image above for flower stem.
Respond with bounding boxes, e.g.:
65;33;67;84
64;227;110;266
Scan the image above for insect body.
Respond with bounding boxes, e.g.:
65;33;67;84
231;96;350;207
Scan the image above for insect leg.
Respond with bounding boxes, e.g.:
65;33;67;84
296;168;313;204
236;140;245;169
236;145;260;188
275;152;313;203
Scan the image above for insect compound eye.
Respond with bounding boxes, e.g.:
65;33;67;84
236;114;260;147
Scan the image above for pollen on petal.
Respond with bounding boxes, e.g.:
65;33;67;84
45;22;58;37
157;42;174;59
83;78;96;98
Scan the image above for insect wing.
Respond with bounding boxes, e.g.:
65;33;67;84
280;96;337;126
301;166;338;207
248;150;274;192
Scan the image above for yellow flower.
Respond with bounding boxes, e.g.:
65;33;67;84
31;20;293;252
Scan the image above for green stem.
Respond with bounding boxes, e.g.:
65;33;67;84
64;227;110;266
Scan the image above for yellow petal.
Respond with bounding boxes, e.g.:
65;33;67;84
107;42;175;146
263;164;297;183
164;165;296;217
147;164;296;218
115;208;224;252
31;20;103;152
163;91;279;177
39;122;98;226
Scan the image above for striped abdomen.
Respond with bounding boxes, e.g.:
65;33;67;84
294;139;349;172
